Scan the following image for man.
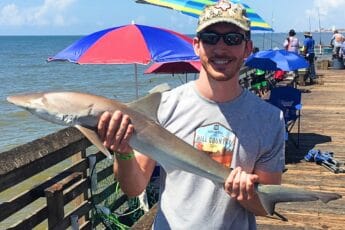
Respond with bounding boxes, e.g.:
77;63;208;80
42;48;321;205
330;30;345;58
302;32;316;84
98;0;285;229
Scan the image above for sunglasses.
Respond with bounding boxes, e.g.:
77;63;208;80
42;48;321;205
198;32;248;46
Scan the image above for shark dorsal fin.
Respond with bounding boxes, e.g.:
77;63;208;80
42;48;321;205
148;83;171;94
127;92;162;121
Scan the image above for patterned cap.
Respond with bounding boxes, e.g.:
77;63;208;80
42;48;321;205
196;0;250;33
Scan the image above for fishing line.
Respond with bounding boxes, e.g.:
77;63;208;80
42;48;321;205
88;154;158;229
89;155;130;230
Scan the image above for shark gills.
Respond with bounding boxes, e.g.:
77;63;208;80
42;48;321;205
7;91;342;215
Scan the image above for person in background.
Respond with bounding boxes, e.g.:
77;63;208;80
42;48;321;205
340;40;345;59
284;29;300;53
283;29;300;78
97;0;285;229
302;32;316;84
330;30;345;58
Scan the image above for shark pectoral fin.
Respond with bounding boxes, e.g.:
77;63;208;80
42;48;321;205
75;125;113;160
127;92;162;122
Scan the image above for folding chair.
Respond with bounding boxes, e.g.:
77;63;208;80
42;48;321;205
268;86;302;148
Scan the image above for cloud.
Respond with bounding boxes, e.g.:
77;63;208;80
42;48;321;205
0;0;76;27
304;0;345;29
314;0;345;15
306;0;345;20
0;4;24;26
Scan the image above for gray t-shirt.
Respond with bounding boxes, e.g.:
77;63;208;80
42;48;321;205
153;81;285;230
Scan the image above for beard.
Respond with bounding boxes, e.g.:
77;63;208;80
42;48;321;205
201;58;243;82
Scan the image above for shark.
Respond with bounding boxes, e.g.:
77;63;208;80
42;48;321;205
7;91;342;216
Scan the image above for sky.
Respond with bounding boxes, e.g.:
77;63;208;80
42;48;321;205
0;0;345;35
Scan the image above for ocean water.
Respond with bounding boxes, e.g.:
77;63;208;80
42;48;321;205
0;32;333;152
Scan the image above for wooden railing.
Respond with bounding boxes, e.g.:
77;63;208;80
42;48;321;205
0;127;131;229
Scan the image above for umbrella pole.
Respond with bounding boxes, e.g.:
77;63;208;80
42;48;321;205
135;63;138;99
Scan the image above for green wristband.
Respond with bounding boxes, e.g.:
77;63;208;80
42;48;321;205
115;152;135;160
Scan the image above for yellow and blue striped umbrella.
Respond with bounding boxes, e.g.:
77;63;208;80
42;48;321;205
136;0;273;31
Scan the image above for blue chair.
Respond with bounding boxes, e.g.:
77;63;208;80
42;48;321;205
268;86;302;148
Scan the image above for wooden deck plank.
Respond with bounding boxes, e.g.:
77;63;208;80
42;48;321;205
257;69;345;229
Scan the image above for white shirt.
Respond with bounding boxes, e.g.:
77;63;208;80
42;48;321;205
284;36;300;53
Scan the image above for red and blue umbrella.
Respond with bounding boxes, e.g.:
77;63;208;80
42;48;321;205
48;24;199;97
245;49;309;71
48;24;198;64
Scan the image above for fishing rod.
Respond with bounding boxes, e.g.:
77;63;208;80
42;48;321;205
270;11;274;49
318;7;322;55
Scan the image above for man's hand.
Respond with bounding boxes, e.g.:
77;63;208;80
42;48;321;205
97;111;134;153
224;167;259;201
225;168;281;216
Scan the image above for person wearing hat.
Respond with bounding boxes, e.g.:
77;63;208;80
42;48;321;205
302;32;316;84
284;29;300;78
283;29;300;53
97;0;285;229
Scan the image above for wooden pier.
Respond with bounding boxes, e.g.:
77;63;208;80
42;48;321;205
256;69;345;229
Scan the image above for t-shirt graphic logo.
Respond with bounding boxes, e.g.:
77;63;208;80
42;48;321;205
193;123;236;167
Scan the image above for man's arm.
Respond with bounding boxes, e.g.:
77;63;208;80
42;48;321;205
114;150;156;197
224;167;282;216
98;111;155;197
225;110;284;216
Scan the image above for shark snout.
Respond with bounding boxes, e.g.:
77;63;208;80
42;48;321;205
7;93;45;108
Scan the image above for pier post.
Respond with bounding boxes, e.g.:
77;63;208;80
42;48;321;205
44;172;83;228
45;185;65;228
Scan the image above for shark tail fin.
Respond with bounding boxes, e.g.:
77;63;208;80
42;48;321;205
315;191;342;203
75;125;113;160
256;184;342;216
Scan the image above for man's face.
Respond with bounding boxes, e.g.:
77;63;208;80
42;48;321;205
193;23;252;81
